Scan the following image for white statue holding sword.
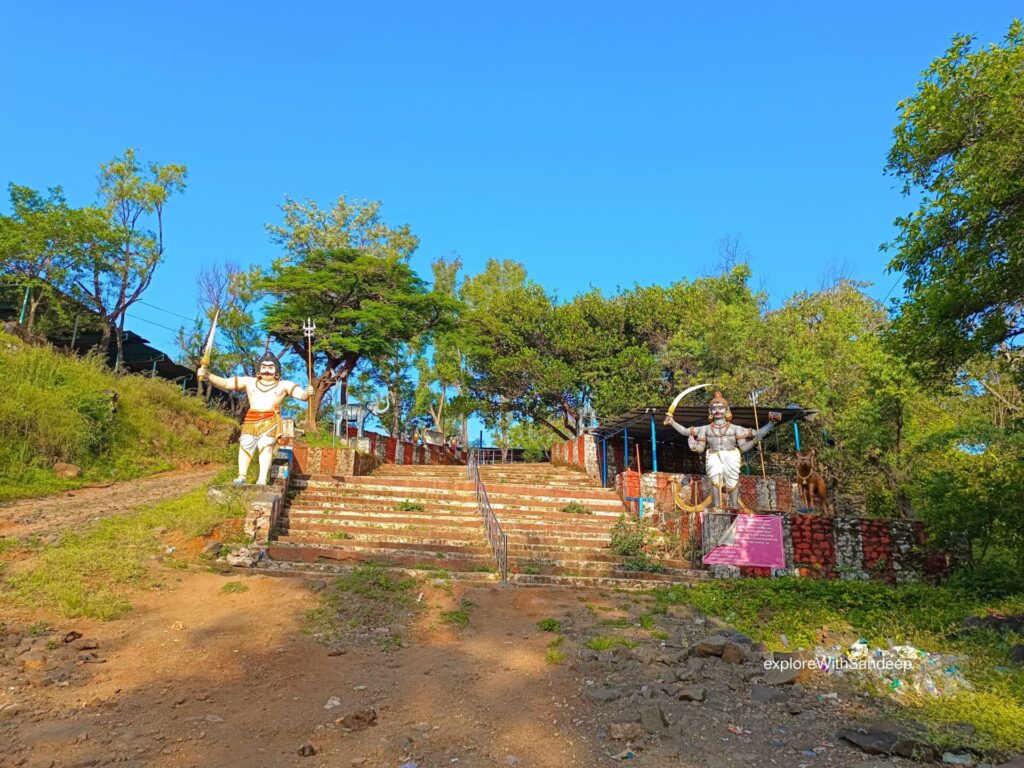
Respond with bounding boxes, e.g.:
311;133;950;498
196;313;313;485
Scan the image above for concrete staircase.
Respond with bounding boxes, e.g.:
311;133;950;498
266;462;706;587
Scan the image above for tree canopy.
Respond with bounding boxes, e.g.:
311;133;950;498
885;20;1024;385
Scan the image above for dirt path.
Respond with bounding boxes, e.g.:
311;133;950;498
0;466;222;541
0;563;925;768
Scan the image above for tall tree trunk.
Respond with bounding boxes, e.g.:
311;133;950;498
389;383;401;436
114;316;126;371
99;321;113;359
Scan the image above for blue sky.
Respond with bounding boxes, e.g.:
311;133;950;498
1;3;1018;383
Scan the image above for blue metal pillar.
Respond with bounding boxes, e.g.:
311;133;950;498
793;421;801;452
601;437;608;487
624;428;629;472
650;415;658;473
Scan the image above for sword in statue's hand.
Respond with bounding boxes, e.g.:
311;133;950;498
197;309;219;392
664;383;712;425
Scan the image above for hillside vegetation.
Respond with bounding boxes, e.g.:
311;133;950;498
0;332;236;501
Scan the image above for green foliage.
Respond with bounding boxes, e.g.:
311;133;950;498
333;561;416;601
560;501;591;515
546;634;567;664
651;577;1024;750
0;334;235;501
885;21;1024;384
4;486;243;619
395;500;425;512
220;581;249;594
909;428;1024;571
440;601;473;628
258;242;455;427
537;618;562;633
585;635;639;651
609;514;664;572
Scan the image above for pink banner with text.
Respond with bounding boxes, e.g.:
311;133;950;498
702;513;785;569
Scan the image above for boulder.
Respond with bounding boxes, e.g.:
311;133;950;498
676;686;707;702
750;684;788;704
609;722;645;741
693;635;729;657
838;722;938;762
640;704;668;734
53;462;82;479
721;642;744;664
582;686;620;704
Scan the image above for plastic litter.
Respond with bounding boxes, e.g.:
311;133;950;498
812;640;972;698
323;696;341;710
610;750;635;761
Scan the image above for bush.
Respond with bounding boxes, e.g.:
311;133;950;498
561;501;591;515
609;514;665;572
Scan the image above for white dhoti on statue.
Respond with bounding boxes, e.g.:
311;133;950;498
706;448;741;491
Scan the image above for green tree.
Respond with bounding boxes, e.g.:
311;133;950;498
0;185;111;332
885;20;1024;385
413;256;476;441
461;259;567;437
266;196;418;261
259;246;453;430
72;149;187;369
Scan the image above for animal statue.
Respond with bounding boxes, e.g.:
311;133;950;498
795;449;830;513
335;396;390;438
421;429;445;446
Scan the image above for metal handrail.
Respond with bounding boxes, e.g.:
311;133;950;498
467;450;509;583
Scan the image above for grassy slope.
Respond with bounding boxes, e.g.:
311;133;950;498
0;482;245;620
0;332;236;501
652;578;1024;751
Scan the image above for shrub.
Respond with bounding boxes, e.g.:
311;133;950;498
609;514;665;572
561;501;592;515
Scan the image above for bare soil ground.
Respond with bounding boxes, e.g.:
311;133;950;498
1;563;928;768
0;467;222;542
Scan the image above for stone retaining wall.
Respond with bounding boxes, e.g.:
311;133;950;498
617;469;946;584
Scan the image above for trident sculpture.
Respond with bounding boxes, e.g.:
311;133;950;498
302;317;316;432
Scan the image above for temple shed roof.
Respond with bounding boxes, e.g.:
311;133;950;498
592;405;817;445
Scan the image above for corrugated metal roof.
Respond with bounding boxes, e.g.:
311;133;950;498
592;405;816;444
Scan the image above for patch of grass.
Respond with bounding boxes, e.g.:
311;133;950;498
638;613;655;630
28;620;53;635
440;609;470;628
560;501;592;515
651;577;1024;751
334;562;417;601
221;581;249;594
379;633;403;651
4;486;245;620
600;617;631;628
395;500;425;512
0;335;236;502
413;562;450;578
546;634;566;663
538;618;562;633
650;629;670;641
586;635;638;652
0;538;21;555
328;531;353;540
